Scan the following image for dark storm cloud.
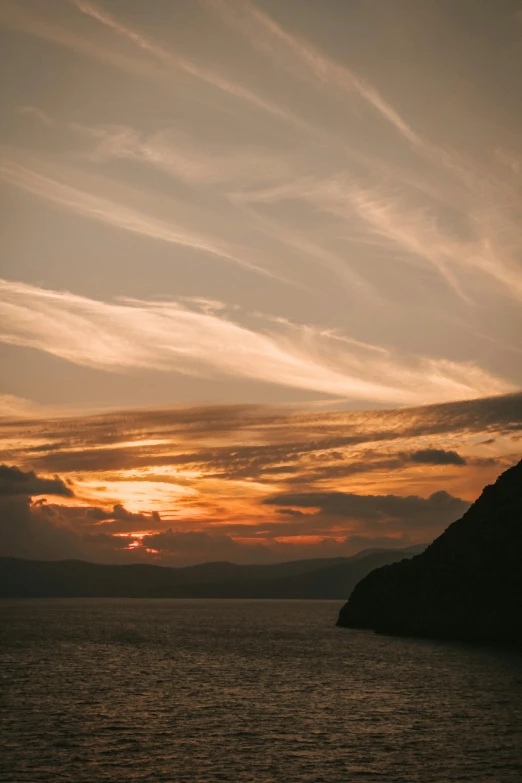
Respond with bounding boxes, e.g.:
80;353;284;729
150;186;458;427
409;448;466;466
0;497;386;565
141;529;246;558
278;508;306;517
0;491;432;565
87;504;161;523
0;496;163;562
57;503;164;535
0;496;81;560
0;464;73;497
0;478;463;566
263;490;470;527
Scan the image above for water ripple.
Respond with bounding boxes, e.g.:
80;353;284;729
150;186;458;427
1;599;521;782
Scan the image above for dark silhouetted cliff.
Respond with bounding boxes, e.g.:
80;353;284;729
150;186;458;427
337;460;522;646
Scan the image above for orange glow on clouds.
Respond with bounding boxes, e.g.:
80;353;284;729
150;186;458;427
1;394;520;564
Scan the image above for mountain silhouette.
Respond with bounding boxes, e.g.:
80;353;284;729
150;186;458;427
0;546;424;599
337;459;522;646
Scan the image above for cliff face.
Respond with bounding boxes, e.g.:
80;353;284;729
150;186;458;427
337;460;522;647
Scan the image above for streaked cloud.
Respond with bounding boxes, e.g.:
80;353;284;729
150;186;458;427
0;395;49;419
0;0;521;564
77;124;296;188
207;0;423;146
3;393;521;495
0;155;272;277
0;279;512;405
235;171;522;303
68;0;296;123
0;0;163;81
0;393;520;564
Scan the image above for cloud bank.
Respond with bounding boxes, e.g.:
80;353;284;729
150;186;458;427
0;393;520;565
0;465;73;497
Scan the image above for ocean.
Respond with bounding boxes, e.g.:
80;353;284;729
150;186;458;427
1;599;521;782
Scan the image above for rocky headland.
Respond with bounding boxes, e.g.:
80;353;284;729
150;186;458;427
337;459;522;647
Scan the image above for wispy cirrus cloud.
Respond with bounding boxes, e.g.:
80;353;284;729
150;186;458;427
57;118;522;306
1;0;311;135
0;395;49;420
0;154;279;279
68;0;296;123
206;0;423;147
11;116;378;294
234;170;522;303
1;3;521;417
0;0;164;81
0;279;513;405
77;124;296;188
7;5;522;309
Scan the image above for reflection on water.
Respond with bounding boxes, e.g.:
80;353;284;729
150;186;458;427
1;599;521;782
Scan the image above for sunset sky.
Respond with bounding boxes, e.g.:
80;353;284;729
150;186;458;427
1;0;521;565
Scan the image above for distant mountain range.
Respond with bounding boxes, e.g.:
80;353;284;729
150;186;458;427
337;459;522;647
0;545;426;599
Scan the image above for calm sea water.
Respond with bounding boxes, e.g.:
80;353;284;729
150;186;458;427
1;599;521;783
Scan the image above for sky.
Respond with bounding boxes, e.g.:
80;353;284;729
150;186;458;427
0;0;521;566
